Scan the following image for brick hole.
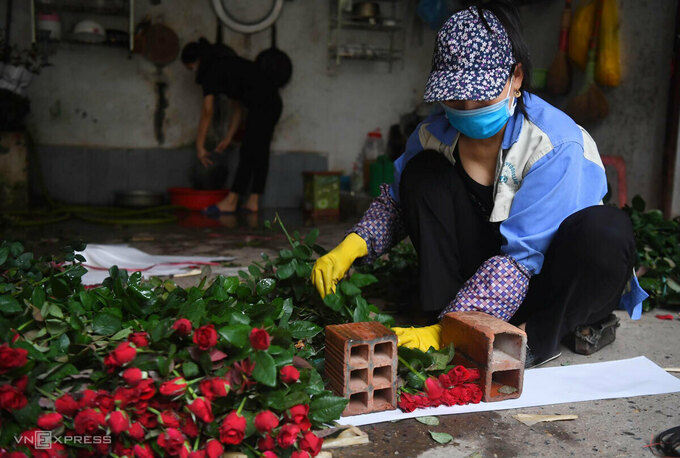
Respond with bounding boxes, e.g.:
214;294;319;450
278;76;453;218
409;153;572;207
491;332;523;367
372;387;393;410
349;344;369;366
490;369;521;396
348;391;369;411
349;368;369;392
372;366;392;389
373;341;393;366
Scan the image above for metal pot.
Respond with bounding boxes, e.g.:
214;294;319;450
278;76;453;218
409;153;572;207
353;1;380;19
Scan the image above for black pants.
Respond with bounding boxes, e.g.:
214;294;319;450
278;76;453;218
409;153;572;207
400;150;636;360
231;93;283;195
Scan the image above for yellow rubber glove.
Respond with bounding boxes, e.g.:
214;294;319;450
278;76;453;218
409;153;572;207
392;324;442;352
311;233;368;298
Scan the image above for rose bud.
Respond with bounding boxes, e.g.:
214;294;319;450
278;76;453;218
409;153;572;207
257;434;275;451
300;430;323;456
107;410;130;434
424;377;444;400
192;324;218;351
157;428;187;456
122;367;143;386
133;443;155;458
0;344;28;374
205;439;223;458
172;318;193;336
188;452;206;458
111;342;137;365
55;393;80;417
37;412;63;430
0;385;27;411
262;452;277;458
285;404;311;431
277;423;301;448
128;332;149;348
249;328;271;351
292;452;311;458
181;413;199;438
161;410;181;428
74;408;106;435
188;398;214;423
128;421;145;441
219;411;246;445
280;365;300;384
14;375;28;392
160;377;187;396
254;410;279;433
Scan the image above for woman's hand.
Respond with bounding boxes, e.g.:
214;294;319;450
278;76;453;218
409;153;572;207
311;233;368;298
197;146;213;168
215;138;231;153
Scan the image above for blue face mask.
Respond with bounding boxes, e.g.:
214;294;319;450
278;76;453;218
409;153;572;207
441;77;516;139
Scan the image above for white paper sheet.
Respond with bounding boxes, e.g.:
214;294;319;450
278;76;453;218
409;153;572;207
78;244;235;285
338;356;680;427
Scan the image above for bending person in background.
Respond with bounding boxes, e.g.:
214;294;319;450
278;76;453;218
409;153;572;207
311;1;647;368
182;38;282;214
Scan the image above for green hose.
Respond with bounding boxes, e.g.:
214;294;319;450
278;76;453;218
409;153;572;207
2;134;191;226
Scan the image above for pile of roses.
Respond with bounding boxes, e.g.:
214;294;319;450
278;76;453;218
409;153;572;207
398;366;483;413
0;317;343;457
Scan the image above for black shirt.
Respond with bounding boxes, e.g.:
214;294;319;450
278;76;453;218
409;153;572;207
453;145;495;220
197;54;276;107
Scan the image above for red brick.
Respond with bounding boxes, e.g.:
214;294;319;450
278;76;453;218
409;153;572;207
440;312;526;402
325;322;398;416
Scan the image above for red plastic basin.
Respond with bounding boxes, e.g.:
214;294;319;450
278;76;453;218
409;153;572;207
168;187;229;211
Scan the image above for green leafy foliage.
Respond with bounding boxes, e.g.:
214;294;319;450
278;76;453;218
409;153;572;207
624;196;680;310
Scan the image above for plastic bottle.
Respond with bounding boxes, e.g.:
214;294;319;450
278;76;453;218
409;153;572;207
362;129;384;190
350;161;363;193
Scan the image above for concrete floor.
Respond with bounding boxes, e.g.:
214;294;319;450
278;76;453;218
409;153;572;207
6;212;680;458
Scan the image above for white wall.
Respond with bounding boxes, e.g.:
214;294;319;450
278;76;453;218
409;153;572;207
3;0;677;207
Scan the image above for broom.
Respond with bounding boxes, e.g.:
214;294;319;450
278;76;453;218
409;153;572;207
565;0;609;125
546;0;572;95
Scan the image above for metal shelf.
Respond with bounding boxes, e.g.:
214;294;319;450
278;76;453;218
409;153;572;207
330;19;403;32
35;2;129;17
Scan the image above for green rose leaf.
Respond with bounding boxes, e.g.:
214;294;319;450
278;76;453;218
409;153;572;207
429;431;453;444
31;287;46;309
349;272;378;288
12;400;41;428
252;351;277;387
276;260;297;280
293;245;313;261
295;262;312;279
0;296;21;315
183;361;199;378
93;312;122;336
46;363;79;382
0;246;8;266
218;324;251;348
269;390;310;411
339;281;362;297
224;276;240;294
323;293;345;312
256;278;277;296
304;228;320;246
309;394;348;424
288;321;323;339
416;416;440;426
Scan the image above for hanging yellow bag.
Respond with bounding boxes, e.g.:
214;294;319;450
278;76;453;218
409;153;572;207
596;0;621;87
568;0;620;86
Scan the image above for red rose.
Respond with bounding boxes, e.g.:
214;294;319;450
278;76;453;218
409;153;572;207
0;385;27;411
257;434;275;451
123;368;143;386
398;392;418;412
280;365;300;384
438;373;453;388
55;393;80;417
299;431;323;456
157;428;186;456
188;398;214;423
14;375;28;392
160;377;187;396
211;378;230;397
188;452;206;458
3;452;27;458
450;366;474;383
292;452;311;458
79;389;97;408
449;386;472;405
94;391;114;414
181;413;199;438
249;328;271;350
465;383;483;403
254;410;279;433
205;439;224;458
113;442;133;457
193;325;218;350
285;404;311;431
219;410;246;445
128;421;145;441
129;332;149;348
113;387;138;409
161;410;181;428
137;410;158;429
133;443;155;458
262;452;277;458
107;410;129;434
172;319;192;336
112;342;137;365
37;412;63;430
466;368;480;382
424;377;444;400
0;344;28;373
277;423;301;448
137;379;156;400
74;408;106;435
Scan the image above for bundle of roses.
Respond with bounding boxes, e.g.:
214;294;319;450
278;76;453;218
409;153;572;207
1;319;345;457
397;365;482;413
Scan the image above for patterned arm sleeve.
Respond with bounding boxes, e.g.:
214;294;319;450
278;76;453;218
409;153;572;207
438;255;531;321
349;184;407;264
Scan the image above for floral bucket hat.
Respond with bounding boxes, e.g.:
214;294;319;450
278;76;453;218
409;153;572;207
424;7;516;102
